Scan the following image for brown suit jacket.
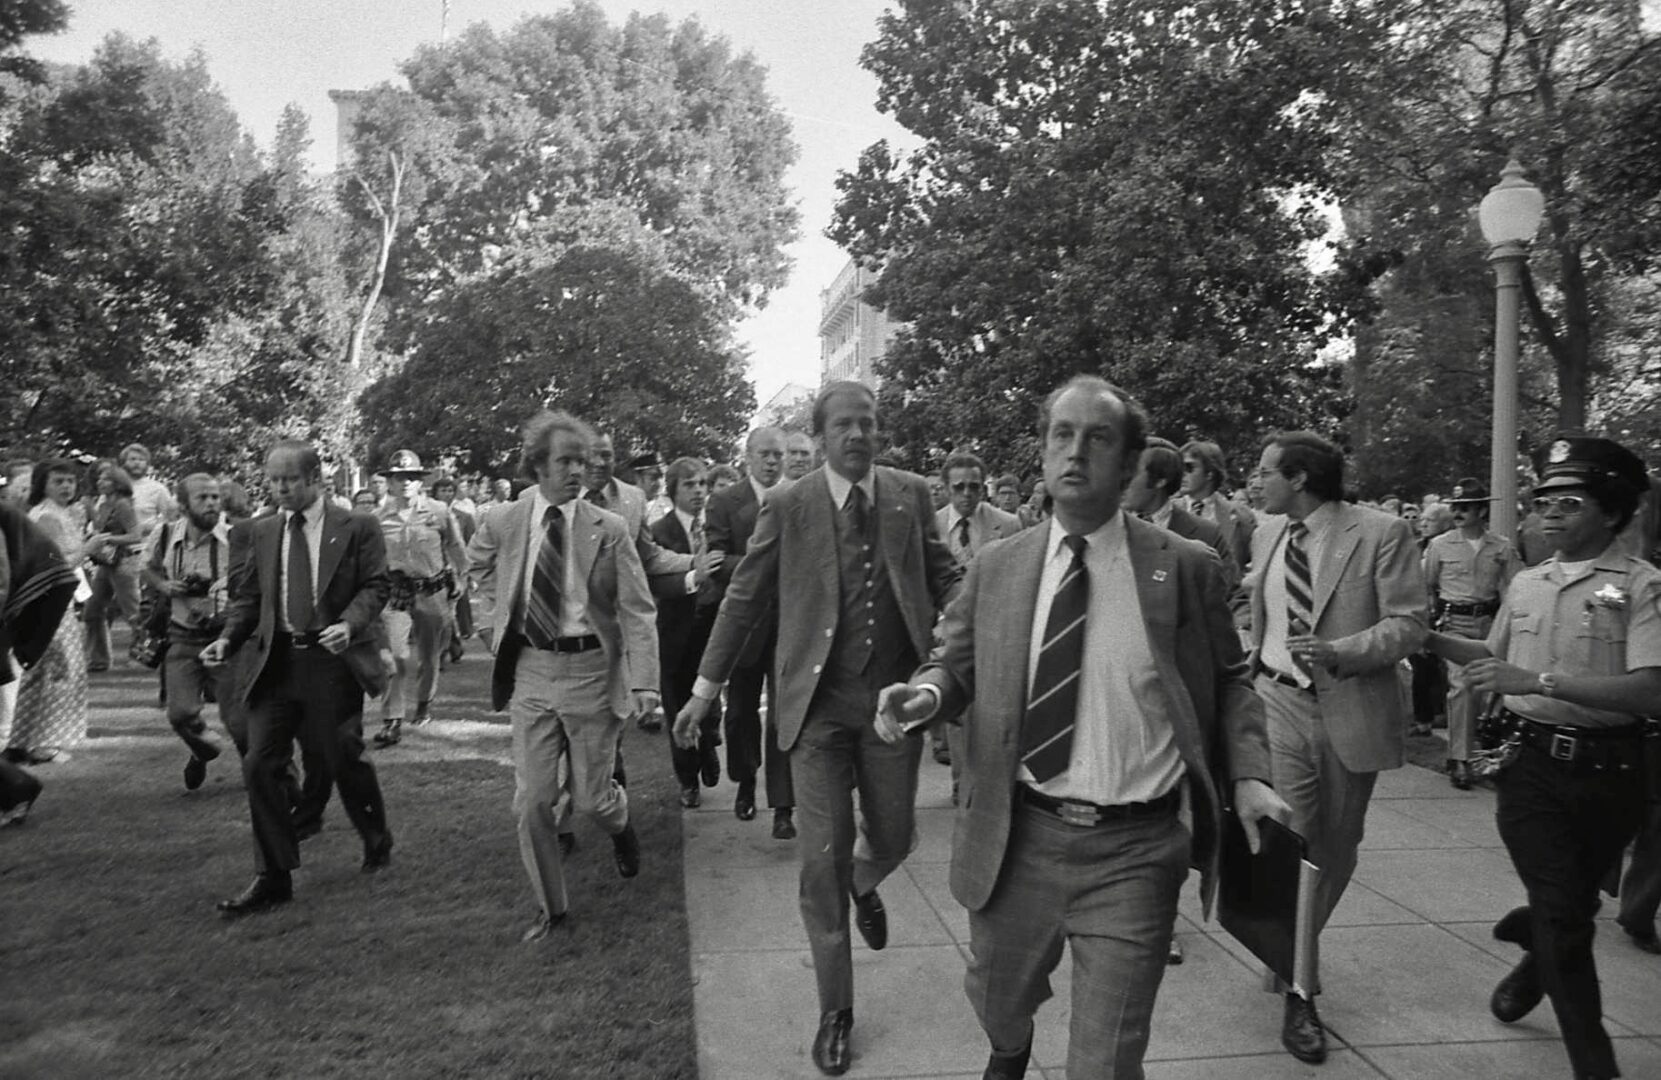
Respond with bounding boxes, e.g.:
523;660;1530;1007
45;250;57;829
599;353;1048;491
919;516;1271;916
697;466;960;750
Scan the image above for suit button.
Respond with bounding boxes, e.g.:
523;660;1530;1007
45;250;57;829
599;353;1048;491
824;628;834;638
812;664;823;674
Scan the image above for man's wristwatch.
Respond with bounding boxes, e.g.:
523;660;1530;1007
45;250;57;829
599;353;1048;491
1537;672;1559;698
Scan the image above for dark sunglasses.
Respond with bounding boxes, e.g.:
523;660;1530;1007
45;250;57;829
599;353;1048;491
1182;461;1201;472
950;481;983;493
1532;494;1588;514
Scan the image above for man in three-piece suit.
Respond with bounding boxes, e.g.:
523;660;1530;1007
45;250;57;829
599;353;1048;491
701;426;795;837
650;457;725;808
468;411;659;941
675;382;961;1076
203;441;395;916
878;376;1287;1080
1246;431;1427;1063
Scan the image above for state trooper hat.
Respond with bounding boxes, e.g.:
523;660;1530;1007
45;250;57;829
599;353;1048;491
380;449;427;477
1533;437;1650;495
1446;478;1491;506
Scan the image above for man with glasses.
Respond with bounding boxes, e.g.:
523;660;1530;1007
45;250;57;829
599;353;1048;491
1422;478;1522;789
1181;439;1255;576
1425;437;1658;1080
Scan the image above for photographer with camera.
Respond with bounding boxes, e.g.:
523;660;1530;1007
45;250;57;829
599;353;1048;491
142;473;242;791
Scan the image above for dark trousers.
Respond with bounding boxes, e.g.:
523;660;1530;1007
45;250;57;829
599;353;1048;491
243;642;388;873
724;644;793;809
1496;746;1646;1079
1619;802;1661;936
663;657;720;790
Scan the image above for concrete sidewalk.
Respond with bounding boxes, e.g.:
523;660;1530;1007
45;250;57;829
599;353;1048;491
682;759;1661;1080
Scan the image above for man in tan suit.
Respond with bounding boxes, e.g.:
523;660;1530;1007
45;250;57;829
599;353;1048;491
674;381;960;1076
1246;431;1427;1062
879;376;1286;1079
468;411;660;941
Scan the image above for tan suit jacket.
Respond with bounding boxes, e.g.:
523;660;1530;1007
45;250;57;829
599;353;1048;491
935;502;1024;564
467;496;659;714
919;516;1271;916
697;466;960;750
1247;502;1427;772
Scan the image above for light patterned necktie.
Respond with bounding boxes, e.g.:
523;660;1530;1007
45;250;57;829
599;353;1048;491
1285;521;1314;675
524;506;564;648
1020;534;1088;782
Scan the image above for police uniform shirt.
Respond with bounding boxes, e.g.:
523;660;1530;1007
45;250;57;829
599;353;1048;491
1486;544;1661;728
1424;528;1521;604
377;495;460;578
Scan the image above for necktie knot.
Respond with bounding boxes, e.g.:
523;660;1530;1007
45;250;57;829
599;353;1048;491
1061;534;1087;559
1290;520;1309;542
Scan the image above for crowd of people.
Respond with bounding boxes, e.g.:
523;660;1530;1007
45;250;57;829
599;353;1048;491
2;378;1658;1080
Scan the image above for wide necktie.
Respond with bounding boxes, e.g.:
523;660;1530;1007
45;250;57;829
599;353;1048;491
524;506;565;648
1285;521;1314;675
690;516;705;550
1020;535;1088;783
844;483;870;537
287;511;317;631
956;517;971;553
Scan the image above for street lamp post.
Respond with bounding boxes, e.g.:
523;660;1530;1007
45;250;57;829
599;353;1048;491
1478;158;1545;542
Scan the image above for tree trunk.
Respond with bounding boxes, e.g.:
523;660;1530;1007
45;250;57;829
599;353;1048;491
346;151;404;371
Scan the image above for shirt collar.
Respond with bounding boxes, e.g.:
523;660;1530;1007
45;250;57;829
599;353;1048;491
1046;510;1126;563
947;504;972;529
285;493;326;525
674;506;700;536
1150;500;1174;529
175;519;230;548
1296;499;1340;538
824;466;876;511
749;475;770;503
531;486;578;522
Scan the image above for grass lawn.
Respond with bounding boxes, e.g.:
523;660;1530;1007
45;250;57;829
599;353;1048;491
0;636;696;1080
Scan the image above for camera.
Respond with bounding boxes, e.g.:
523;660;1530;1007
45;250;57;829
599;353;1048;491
178;572;214;598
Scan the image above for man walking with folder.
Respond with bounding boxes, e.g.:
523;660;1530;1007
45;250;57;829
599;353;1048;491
877;375;1288;1079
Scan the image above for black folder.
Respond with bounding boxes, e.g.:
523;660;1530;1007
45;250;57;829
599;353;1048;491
1216;812;1321;997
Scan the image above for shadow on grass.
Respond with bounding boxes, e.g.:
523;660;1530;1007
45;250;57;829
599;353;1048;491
0;649;695;1080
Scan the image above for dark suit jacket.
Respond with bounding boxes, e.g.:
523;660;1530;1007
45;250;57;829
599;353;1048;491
698;466;961;751
702;477;774;667
650;512;715;685
221;502;392;703
919;516;1271;917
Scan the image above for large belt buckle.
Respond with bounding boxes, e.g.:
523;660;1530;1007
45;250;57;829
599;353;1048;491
1058;800;1100;827
1549;732;1578;761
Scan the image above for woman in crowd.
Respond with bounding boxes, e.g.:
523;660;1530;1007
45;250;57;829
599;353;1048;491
81;460;144;673
4;460;90;764
352;488;378;512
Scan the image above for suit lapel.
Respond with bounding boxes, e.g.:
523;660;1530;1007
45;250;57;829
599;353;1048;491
997;523;1050;737
798;471;839;600
571;499;602;587
259;514;283;601
502;498;534;601
1312;505;1361;624
876;470;912;589
1251;515;1288;645
665;513;691;555
316;505;348;597
1127;519;1177;655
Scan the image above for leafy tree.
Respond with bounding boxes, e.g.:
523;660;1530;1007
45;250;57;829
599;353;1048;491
0;0;68;94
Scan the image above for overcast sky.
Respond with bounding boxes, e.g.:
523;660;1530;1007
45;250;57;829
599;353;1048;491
30;0;917;409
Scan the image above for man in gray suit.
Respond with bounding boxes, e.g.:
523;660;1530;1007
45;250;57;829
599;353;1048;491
878;376;1287;1079
1247;431;1427;1063
674;381;960;1076
468;411;660;941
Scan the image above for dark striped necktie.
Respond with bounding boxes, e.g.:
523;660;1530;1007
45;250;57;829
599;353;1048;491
1020;534;1089;783
1285;521;1314;674
524;506;565;648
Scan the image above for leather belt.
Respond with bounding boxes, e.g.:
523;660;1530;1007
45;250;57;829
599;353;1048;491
533;633;601;654
1442;599;1500;617
1261;668;1313;694
1017;785;1180;828
272;630;325;650
1516;717;1645;772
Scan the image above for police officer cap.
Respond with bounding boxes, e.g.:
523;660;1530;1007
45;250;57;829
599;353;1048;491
1533;437;1649;495
380;449;427;477
626;452;663;473
1446;478;1491;506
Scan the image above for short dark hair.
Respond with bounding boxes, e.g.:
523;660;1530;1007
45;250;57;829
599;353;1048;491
1180;440;1228;490
664;456;708;500
267;440;323;481
429;475;457;496
941;452;986;480
29;458;79;507
1039;375;1148;459
995;473;1021;495
218;479;250;519
520;411;596;480
1265;431;1345;503
1140;437;1184;497
709;464;741;486
810;381;878;436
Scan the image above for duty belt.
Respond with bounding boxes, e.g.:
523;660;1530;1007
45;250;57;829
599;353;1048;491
388;567;455;611
1442;599;1500;618
1514;715;1645;773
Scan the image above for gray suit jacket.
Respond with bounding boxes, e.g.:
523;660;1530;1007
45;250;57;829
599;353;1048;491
468;495;659;715
935;502;1024;564
1247;502;1427;772
697;465;961;750
920;516;1271;916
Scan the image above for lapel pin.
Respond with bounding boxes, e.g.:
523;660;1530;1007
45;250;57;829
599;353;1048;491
1152;570;1167;582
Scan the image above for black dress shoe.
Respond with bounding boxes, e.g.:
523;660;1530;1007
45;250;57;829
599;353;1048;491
1450;760;1472;790
734;780;756;821
852;888;888;951
183;754;208;791
557;831;576;858
362;832;394;872
680;785;701;809
700;747;721;788
1492;905;1532;948
1619;920;1661;955
217;873;293;917
772;808;797;840
612;823;641;878
811;1008;853;1076
1491;954;1543;1022
982;1036;1031;1079
372;718;402;747
522;910;567;942
1281;993;1327;1064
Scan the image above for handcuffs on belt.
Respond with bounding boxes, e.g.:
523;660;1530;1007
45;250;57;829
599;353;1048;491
387;567;456;612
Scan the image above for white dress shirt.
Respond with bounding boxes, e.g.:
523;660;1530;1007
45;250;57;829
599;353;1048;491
1149;500;1175;530
946;506;977;562
674;507;703;547
1259;500;1340;686
823;466;876;516
1019;514;1184;805
278;493;327;632
521;487;592;637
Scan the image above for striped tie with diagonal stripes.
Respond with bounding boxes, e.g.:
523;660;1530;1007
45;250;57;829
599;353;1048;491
1020;534;1089;783
1285;520;1314;675
524;506;564;649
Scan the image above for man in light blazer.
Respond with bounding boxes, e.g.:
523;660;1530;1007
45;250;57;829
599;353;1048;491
878;376;1287;1080
468;411;660;940
203;440;394;917
674;381;960;1076
1246;431;1427;1063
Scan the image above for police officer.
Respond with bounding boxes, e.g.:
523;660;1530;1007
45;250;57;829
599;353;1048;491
371;451;468;746
1426;437;1659;1080
1423;477;1522;789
